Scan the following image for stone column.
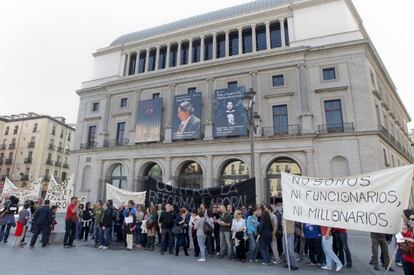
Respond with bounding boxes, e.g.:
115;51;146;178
134;51;140;73
238;27;243;55
164;84;176;143
128;89;140;144
297;63;313;134
225;30;230;57
205;155;213;188
204;78;215;140
98;94;112;145
164;156;172;184
254;153;263;204
280;18;286;47
165;44;170;69
188;39;193;64
145;48;150;72
305;149;316;177
251;24;257;53
265;22;271;50
200;36;205;61
155;46;160;70
212;34;217;60
125;53;130;75
128;158;135;191
177;41;182;67
99;160;105;200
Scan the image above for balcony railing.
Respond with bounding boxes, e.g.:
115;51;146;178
63;163;69;169
1;144;6;150
80;142;98;150
57;146;63;153
55;161;62;167
46;159;53;165
28;142;35;148
5;159;12;165
42;175;50;181
24;158;32;164
318;123;354;134
48;144;55;150
379;125;413;161
262;125;301;137
103;139;130;148
8;143;16;149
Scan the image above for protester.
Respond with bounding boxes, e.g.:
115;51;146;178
14;202;31;247
194;208;206;262
334;228;352;268
145;206;157;251
303;223;322;266
30;200;53;248
269;206;281;264
93;200;103;248
135;205;145;248
283;219;299;270
64;197;79;248
76;203;84;240
174;208;189;256
80;202;93;241
99;202;113;250
190;209;200;257
212;205;221;254
321;226;343;272
0;195;19;243
370;232;394;271
257;210;273;266
159;204;175;255
231;209;247;262
205;208;215;257
124;201;137;251
246;207;259;262
218;205;232;259
400;215;414;275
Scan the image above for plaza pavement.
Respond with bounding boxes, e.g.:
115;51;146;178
0;230;404;275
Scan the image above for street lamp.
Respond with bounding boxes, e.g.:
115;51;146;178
242;88;261;179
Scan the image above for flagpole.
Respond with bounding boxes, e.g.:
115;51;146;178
283;219;291;271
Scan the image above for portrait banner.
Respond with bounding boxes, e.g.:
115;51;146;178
145;178;256;209
135;98;163;143
172;93;202;140
106;184;146;208
1;177;42;202
281;165;414;234
214;86;247;137
44;176;74;213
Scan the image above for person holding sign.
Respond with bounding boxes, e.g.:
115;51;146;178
399;216;414;274
321;226;343;272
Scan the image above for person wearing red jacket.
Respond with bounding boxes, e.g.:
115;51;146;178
63;197;79;248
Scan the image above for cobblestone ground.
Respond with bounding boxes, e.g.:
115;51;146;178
0;231;404;275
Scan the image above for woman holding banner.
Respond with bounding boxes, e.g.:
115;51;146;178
321;226;343;272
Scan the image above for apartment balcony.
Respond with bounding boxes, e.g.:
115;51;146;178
55;161;62;167
379;125;414;162
5;158;12;165
262;125;301;137
46;159;53;165
24;158;32;164
80;142;98;150
103;139;130;148
63;163;69;169
8;143;16;149
0;144;6;150
48;144;55;150
318;122;355;134
57;146;63;153
27;142;35;148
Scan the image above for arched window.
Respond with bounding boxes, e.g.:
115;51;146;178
145;163;163;178
111;164;127;189
177;161;203;189
219;159;249;185
266;157;301;204
330;156;350;177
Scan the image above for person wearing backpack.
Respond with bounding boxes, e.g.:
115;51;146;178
231;210;247;262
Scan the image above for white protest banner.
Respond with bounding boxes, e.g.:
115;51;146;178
1;177;42;202
106;183;146;208
44;175;74;213
281;165;414;234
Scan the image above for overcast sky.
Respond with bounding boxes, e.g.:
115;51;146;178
0;0;413;128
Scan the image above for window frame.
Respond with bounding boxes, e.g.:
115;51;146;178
120;97;128;108
321;66;338;82
92;102;100;112
271;74;285;88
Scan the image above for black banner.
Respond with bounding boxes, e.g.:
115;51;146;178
145;178;256;209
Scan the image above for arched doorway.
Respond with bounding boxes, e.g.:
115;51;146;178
218;159;249;185
177;161;203;189
266;157;302;204
110;164;127;189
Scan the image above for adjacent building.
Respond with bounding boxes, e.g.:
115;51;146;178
72;0;414;205
0;113;75;190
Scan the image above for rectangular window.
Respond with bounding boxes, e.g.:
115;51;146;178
169;44;178;67
67;133;71;141
33;123;38;133
273;105;288;134
204;36;213;60
116;122;126;145
120;98;128;108
6;168;10;176
180;41;189;65
138;51;146;73
192;39;201;63
128;52;137;75
272;74;284;87
45;169;49;177
148;48;157;71
152;93;160;99
375;105;381;126
322;67;337;81
229;31;239;56
159;46;167;69
8;152;13;159
216;33;225;58
187;87;197;94
227;81;238;90
28;151;33;159
92;102;99;112
284;20;290;46
256;25;267;51
270;22;281;48
242;28;252;54
13;125;18;134
4;126;9;135
87;126;97;146
324;99;343;132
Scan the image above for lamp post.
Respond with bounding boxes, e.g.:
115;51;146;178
242;88;261;179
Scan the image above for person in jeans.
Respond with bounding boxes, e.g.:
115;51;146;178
99;202;113;249
174;208;189;256
283;219;299;270
14;202;31;247
0;196;19;243
231;209;247;262
92;200;103;247
63;197;79;248
80;202;93;241
190;209;200;257
257;210;273;266
29;200;53;248
303;223;322;265
218;205;233;259
212;205;221;254
269;206;281;264
159;204;175;254
334;228;352;268
321;226;343;272
246;207;259;262
194;209;206;262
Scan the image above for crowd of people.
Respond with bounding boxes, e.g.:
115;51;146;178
1;195;414;274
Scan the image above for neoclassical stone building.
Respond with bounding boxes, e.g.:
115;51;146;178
72;0;414;205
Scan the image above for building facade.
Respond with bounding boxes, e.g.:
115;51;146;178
72;0;414;205
0;113;75;190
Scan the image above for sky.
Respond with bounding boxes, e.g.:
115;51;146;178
0;0;413;128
